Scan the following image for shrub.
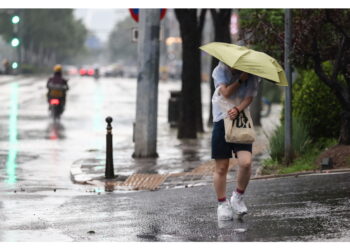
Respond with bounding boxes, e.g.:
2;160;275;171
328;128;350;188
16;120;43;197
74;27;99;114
292;66;342;141
264;136;337;175
20;64;51;74
269;116;311;162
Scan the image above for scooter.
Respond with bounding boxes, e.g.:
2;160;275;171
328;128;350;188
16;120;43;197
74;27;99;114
47;83;68;120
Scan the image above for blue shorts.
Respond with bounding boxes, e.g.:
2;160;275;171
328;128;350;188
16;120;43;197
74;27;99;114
211;119;252;159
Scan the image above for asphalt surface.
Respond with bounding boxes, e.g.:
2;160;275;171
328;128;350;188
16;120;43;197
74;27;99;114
0;74;213;188
1;75;349;242
1;171;350;241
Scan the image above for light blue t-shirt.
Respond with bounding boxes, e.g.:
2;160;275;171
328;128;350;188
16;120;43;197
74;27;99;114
212;62;259;122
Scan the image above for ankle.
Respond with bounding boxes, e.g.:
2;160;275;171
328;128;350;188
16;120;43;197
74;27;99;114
236;188;245;195
218;197;226;203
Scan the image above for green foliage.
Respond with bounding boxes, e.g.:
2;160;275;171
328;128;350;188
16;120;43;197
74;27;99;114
238;10;350;143
278;153;318;174
107;17;137;64
0;9;87;65
239;9;350;69
20;64;50;74
20;64;39;74
292;67;342;140
263;137;337;175
269;116;311;162
269;124;284;161
262;152;317;175
291;9;350;68
239;9;284;62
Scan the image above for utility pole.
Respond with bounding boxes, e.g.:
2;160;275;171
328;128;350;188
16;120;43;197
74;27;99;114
284;9;293;165
133;9;160;158
11;13;21;73
18;10;23;71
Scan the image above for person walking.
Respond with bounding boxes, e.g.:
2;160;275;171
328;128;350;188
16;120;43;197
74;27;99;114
211;61;259;220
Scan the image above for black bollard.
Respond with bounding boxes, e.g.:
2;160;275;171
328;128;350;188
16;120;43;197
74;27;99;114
105;116;115;179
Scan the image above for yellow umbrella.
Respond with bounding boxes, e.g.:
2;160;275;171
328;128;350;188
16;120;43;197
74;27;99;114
199;42;288;86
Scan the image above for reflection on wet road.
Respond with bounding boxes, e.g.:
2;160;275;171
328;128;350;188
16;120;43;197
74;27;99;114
46;121;66;140
1;76;349;242
5;83;19;185
0;76;120;191
0;76;212;191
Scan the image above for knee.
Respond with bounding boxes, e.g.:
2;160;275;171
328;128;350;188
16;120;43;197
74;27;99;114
215;165;228;176
239;160;252;170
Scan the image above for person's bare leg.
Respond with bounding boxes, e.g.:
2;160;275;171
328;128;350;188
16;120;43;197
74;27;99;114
214;159;230;199
236;151;252;192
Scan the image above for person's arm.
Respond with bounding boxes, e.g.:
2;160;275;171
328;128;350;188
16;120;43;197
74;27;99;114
219;72;248;98
236;96;253;112
227;96;253;120
219;82;240;98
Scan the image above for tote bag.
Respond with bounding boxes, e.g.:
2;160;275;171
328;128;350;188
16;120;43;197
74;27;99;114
223;109;255;144
212;86;255;144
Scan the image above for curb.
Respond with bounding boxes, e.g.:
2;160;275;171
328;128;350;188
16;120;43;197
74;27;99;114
71;157;350;191
70;159;213;191
70;159;92;184
251;168;350;181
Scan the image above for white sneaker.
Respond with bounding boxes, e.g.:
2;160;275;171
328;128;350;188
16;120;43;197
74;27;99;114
230;192;248;216
217;200;233;221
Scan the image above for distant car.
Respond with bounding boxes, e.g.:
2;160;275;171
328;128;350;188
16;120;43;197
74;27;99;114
63;65;78;76
103;64;124;77
123;66;137;78
79;66;95;77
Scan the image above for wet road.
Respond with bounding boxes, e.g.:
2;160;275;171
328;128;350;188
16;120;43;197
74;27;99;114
1;171;349;241
0;76;98;192
0;75;211;193
1;76;350;242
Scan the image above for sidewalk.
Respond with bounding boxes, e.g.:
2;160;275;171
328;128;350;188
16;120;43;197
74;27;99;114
70;105;282;191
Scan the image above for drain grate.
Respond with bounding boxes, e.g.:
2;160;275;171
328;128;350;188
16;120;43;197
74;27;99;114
114;173;170;190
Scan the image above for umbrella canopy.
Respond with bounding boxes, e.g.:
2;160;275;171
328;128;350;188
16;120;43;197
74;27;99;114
200;42;288;86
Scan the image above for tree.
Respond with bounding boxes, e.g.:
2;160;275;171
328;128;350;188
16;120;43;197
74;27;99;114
174;9;206;138
208;9;232;125
107;16;137;64
0;9;87;67
239;9;350;145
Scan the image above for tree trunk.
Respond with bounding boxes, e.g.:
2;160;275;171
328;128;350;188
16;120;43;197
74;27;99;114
311;35;350;145
195;9;207;133
175;9;201;139
339;110;350;144
208;9;232;126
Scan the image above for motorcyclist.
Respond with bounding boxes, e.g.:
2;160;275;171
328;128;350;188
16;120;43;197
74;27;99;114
2;59;10;74
47;64;69;108
94;67;100;79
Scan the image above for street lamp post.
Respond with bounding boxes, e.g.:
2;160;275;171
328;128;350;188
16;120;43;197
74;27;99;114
11;14;21;73
284;9;293;165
